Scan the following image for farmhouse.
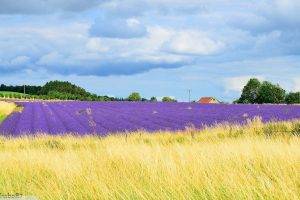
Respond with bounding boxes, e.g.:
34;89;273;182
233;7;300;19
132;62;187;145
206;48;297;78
198;97;219;104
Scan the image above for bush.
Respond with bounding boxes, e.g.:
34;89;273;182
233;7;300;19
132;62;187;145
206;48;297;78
128;92;141;101
162;96;177;102
150;97;157;102
285;92;300;104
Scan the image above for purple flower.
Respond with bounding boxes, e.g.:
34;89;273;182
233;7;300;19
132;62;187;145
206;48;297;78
1;102;300;136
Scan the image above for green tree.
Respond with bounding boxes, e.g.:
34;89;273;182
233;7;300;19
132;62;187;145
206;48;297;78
128;92;141;101
257;81;286;104
162;96;177;102
39;81;88;96
238;78;261;103
150;97;157;102
285;92;300;104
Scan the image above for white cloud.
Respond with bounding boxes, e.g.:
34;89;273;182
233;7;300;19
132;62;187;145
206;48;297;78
37;52;64;66
86;38;109;53
93;26;190;64
0;0;103;14
292;78;300;92
0;0;299;84
90;17;147;39
126;18;141;27
142;27;173;51
274;0;300;18
0;56;31;70
224;75;265;93
10;56;30;66
163;30;225;55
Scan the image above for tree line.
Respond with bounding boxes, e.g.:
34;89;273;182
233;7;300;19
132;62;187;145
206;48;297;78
236;78;300;104
0;81;114;101
0;81;177;102
127;92;177;102
0;84;42;95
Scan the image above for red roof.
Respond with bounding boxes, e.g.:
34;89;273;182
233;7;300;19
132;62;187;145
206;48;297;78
198;97;218;104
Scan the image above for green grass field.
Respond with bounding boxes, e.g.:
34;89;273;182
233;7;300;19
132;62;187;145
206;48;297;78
0;117;299;200
0;91;29;99
0;91;27;95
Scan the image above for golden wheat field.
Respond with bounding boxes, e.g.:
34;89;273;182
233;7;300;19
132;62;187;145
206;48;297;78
0;118;299;200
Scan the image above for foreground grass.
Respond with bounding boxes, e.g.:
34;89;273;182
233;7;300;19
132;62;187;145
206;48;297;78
0;119;299;200
0;101;16;122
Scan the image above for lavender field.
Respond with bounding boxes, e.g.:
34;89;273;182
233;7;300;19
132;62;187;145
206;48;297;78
1;101;300;136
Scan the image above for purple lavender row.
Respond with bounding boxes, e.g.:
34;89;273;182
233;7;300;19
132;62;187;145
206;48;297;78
1;101;300;136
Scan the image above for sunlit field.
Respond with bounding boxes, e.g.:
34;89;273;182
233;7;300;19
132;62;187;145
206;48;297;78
0;101;16;122
0;118;299;200
2;0;300;199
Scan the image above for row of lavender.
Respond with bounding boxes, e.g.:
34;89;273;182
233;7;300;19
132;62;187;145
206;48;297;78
1;101;300;136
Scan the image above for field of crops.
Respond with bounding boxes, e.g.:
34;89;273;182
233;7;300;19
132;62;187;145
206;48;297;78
0;121;299;200
1;101;300;136
0;101;299;199
0;91;29;98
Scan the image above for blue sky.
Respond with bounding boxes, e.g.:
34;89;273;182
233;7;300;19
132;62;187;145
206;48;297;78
0;0;300;102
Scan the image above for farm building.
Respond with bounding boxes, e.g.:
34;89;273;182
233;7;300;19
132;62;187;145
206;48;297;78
198;97;219;104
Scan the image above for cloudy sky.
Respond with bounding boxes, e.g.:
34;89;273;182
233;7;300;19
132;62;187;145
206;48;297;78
0;0;299;102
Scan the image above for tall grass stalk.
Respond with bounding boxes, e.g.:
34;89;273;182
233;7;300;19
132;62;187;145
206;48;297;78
0;119;299;200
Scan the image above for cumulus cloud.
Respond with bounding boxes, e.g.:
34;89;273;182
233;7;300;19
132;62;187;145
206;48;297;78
224;76;265;93
0;21;190;76
273;0;300;21
102;0;207;17
0;56;31;73
0;0;104;14
90;17;147;39
163;30;225;55
86;38;109;53
37;54;186;76
37;52;64;66
292;78;300;92
0;0;300;83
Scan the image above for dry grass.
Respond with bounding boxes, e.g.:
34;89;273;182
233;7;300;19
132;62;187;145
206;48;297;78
0;101;16;122
0;119;299;200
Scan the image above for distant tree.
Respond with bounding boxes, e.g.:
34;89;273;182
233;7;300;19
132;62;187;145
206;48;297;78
150;97;157;102
0;84;41;95
128;92;141;101
238;78;261;103
39;81;88;96
233;99;240;104
114;97;126;101
256;81;286;104
162;96;177;102
285;92;300;104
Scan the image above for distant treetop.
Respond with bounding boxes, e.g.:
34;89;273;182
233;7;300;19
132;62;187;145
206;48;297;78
236;78;292;104
128;92;142;101
39;81;89;96
162;96;177;102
